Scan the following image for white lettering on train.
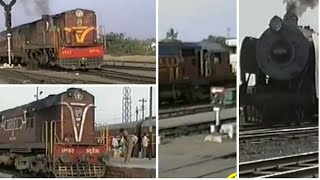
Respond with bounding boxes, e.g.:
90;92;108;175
86;148;100;154
1;117;25;141
61;148;75;153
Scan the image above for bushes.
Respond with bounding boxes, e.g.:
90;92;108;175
102;32;156;56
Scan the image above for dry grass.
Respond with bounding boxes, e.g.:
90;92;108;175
104;55;155;63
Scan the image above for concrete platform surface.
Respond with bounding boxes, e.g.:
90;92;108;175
0;172;14;178
159;108;236;130
105;158;156;178
109;157;156;169
159;134;236;178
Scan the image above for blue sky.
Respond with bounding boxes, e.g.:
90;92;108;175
158;0;237;41
240;0;318;44
0;0;156;39
0;86;156;125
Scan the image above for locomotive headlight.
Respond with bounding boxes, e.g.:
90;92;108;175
60;153;72;163
269;16;283;32
64;137;70;143
96;138;103;144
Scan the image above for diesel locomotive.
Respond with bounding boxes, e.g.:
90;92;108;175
159;41;236;106
0;8;104;69
0;88;109;177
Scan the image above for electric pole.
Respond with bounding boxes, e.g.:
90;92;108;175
139;98;147;121
122;87;132;123
148;87;153;160
135;106;139;121
227;27;231;38
34;87;43;101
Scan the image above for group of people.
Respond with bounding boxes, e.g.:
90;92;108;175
111;128;150;164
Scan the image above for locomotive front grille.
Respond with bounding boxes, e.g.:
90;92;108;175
58;59;103;69
53;164;106;177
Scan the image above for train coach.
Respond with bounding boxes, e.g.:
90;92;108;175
0;8;104;69
96;118;156;158
159;41;236;105
0;88;109;177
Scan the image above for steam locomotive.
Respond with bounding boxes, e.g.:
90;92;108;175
0;8;104;69
240;12;319;126
0;88;109;177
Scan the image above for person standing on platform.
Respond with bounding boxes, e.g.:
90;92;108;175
112;137;119;158
131;133;139;157
120;128;133;164
142;133;150;159
112;137;119;149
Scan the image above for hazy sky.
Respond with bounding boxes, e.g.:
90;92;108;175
158;0;237;41
240;0;318;45
0;86;156;125
0;0;156;39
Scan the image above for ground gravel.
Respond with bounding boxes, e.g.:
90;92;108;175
239;136;318;162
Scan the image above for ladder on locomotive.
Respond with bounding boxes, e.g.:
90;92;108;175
95;123;109;152
43;121;57;158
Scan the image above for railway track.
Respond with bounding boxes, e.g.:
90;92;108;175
0;68;106;84
102;64;155;71
87;69;155;84
0;167;37;178
239;127;318;142
239;151;319;178
159;104;213;119
160;152;236;178
103;61;155;71
160;117;235;139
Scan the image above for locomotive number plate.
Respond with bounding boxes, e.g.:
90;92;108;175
62;148;75;153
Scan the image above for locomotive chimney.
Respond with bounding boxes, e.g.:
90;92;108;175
42;15;49;20
283;11;298;25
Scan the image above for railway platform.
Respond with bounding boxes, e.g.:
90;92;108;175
104;158;156;178
0;172;15;178
159;134;236;178
159;107;236;130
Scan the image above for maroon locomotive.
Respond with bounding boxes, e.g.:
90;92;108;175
159;41;235;105
0;88;109;177
0;8;104;69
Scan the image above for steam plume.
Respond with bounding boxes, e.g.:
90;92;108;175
21;0;50;16
283;0;318;16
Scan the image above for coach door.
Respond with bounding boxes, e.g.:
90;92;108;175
200;49;211;77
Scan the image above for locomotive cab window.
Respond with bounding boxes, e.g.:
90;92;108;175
212;53;222;64
181;49;195;57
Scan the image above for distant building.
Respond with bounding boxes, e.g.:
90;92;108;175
225;39;237;74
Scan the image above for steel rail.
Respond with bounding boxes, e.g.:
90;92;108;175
239;151;319;178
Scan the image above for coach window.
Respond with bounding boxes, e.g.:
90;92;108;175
30;119;34;128
213;53;222;64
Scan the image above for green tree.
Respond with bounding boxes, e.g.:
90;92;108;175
166;28;178;40
102;32;156;56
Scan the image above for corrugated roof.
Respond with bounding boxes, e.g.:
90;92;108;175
198;41;228;53
159;41;227;57
96;117;156;131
